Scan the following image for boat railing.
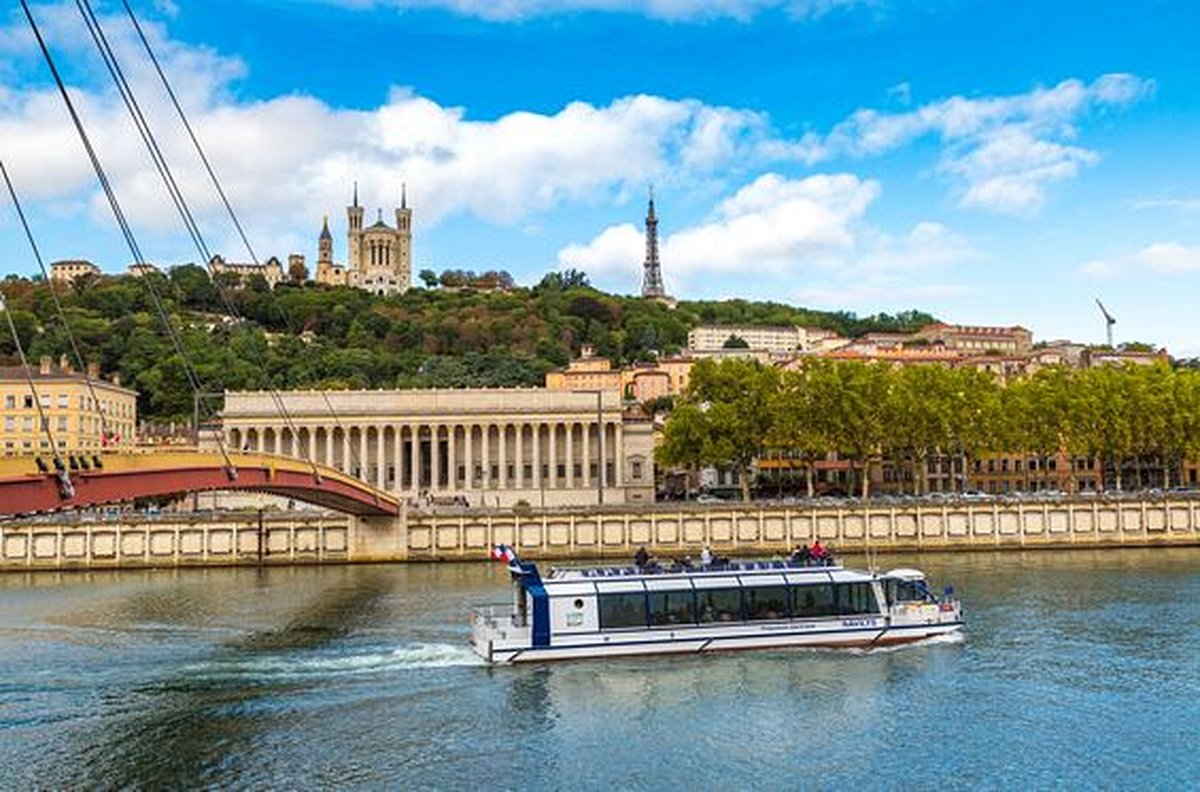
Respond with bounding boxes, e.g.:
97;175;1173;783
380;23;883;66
469;602;525;629
549;556;839;579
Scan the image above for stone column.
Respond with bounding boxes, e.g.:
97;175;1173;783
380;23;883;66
515;424;524;489
431;424;441;491
464;425;474;494
410;424;420;491
325;427;333;468
548;422;558;490
581;422;591;487
307;427;316;464
498;423;508;490
447;424;457;491
376;426;386;488
614;423;624;487
532;423;541;490
566;422;575;490
342;428;351;474
482;424;491;496
358;426;368;481
393;426;403;491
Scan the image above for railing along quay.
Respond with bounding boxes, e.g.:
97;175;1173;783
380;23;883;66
7;494;1196;570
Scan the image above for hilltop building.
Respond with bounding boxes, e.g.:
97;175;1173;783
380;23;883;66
314;184;413;295
209;254;285;288
49;260;100;285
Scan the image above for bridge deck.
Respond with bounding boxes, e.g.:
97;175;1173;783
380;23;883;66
0;449;399;517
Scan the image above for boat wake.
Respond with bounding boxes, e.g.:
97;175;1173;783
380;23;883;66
850;630;966;655
181;642;484;684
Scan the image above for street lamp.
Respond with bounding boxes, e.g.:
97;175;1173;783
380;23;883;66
573;389;605;506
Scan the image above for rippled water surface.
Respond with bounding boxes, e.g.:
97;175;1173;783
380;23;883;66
1;549;1197;789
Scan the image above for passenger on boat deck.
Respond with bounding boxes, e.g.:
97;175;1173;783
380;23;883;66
700;546;713;567
790;545;811;564
634;546;650;569
810;540;826;560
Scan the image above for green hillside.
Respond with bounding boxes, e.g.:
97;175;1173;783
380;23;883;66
0;267;934;422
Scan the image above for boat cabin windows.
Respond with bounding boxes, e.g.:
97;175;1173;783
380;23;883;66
598;592;648;629
883;578;933;605
835;582;878;615
698;589;743;623
649;591;696;626
745;586;789;621
792;584;837;617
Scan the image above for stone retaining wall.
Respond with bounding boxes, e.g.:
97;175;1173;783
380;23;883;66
4;498;1196;571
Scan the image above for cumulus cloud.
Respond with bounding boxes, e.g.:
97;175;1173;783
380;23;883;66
0;3;792;259
558;172;881;287
793;73;1154;214
313;0;874;22
558;173;978;303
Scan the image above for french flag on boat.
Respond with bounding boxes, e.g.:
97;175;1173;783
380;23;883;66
490;544;518;564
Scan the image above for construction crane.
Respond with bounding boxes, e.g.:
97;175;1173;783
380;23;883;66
1096;299;1116;348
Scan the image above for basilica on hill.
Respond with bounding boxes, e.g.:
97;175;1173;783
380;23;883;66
314;184;413;295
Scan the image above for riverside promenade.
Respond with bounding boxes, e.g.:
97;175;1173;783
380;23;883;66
2;495;1199;571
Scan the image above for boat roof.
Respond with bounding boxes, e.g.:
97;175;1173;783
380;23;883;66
545;559;880;586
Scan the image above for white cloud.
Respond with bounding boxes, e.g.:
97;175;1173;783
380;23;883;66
1132;243;1200;273
0;4;793;261
796;74;1154;214
1079;242;1200;278
313;0;875;22
558;172;881;287
558;173;979;304
1132;197;1200;214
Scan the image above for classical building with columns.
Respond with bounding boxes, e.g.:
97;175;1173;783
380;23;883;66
220;388;656;507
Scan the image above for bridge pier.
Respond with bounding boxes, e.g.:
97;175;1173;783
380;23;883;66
350;513;408;562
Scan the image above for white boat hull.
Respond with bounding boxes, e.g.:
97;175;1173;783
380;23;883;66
474;617;963;664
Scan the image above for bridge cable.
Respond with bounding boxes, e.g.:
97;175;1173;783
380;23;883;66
1;160;115;451
119;0;373;484
74;0;323;481
19;0;236;476
0;283;72;495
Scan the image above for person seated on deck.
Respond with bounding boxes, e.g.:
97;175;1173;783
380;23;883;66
634;546;650;570
790;545;811;565
700;546;713;567
809;540;827;565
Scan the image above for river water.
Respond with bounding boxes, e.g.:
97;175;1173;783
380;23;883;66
1;548;1196;789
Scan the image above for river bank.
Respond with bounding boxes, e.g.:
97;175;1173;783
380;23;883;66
3;495;1198;571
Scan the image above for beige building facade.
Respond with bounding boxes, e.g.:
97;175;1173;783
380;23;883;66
1;357;137;456
220;388;656;507
209;254;285;288
49;259;101;285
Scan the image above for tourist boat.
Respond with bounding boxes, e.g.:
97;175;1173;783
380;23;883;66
470;545;963;664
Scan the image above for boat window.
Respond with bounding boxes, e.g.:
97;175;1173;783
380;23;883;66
648;591;696;626
745;586;789;621
697;588;743;623
834;582;879;615
598;592;648;629
890;579;931;603
791;584;837;618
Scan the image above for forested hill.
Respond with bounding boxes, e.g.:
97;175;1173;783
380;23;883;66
0;267;935;422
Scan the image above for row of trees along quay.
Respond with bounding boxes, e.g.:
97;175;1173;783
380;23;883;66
655;358;1200;502
0;267;934;423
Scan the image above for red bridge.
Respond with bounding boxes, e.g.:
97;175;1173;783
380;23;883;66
0;450;400;517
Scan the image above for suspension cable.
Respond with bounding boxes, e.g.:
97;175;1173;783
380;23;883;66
0;292;68;481
1;160;115;449
19;0;235;475
120;0;370;481
75;0;320;478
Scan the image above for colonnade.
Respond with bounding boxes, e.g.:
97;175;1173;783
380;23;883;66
227;420;625;499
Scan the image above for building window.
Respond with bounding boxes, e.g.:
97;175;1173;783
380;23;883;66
4;395;13;409
57;417;68;432
24;395;33;408
632;461;643;479
57;394;68;408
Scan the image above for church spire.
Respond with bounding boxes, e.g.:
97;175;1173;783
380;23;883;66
641;186;666;299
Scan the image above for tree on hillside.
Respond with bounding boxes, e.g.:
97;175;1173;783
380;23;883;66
419;269;439;288
722;334;749;349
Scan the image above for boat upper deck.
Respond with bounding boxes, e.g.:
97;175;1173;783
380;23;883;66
547;558;854;583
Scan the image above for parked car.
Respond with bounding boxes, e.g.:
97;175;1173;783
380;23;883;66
696;494;724;504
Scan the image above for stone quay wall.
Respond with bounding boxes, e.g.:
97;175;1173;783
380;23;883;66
3;498;1198;571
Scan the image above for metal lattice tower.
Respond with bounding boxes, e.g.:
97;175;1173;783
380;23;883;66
641;188;666;298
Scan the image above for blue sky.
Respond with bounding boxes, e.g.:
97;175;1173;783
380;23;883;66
2;0;1199;353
